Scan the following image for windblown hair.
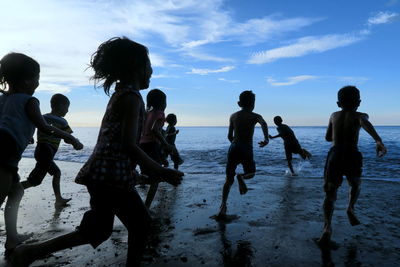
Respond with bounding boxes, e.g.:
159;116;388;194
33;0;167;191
337;85;360;109
166;113;177;124
90;37;150;95
51;93;70;109
0;53;40;91
146;89;166;111
238;90;255;108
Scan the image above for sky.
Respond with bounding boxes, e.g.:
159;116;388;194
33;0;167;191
1;0;399;126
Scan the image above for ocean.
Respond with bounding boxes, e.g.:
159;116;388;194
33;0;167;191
22;126;400;181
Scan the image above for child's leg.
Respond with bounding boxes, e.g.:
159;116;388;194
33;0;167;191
318;185;338;245
4;179;32;250
145;182;159;208
50;162;71;206
115;188;151;266
346;178;361;226
285;148;296;175
219;174;235;216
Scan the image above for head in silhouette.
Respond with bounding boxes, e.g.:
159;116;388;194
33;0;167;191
146;88;166;111
273;116;283;126
89;37;152;95
337;86;361;111
0;52;40;95
51;94;70;117
238;90;255;111
166;113;177;126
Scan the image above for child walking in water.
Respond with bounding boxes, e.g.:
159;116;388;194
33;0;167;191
269;116;311;176
21;94;75;207
0;53;82;255
140;89;177;208
218;90;269;218
10;38;183;267
165;113;184;170
317;86;386;246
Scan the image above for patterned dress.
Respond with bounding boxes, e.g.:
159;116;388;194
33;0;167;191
75;85;144;189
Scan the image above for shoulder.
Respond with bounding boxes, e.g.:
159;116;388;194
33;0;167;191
356;112;369;120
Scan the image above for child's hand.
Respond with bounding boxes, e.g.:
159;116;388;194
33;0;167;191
376;141;387;157
258;139;269;147
268;135;273;139
176;129;180;134
67;137;83;150
160;168;184;186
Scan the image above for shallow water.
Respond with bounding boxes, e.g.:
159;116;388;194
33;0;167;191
23;126;400;181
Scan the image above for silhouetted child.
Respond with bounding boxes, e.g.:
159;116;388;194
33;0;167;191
0;53;82;255
269;116;311;176
317;86;386;246
140;89;177;208
21;94;74;207
165;113;184;170
218;90;269;218
10;38;183;267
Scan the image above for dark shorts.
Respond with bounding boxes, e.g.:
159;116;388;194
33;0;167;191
226;142;256;178
0;130;21;181
78;184;151;248
284;141;302;161
27;143;61;186
324;146;362;191
139;142;162;176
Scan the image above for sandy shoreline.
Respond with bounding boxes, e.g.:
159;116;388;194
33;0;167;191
1;158;399;266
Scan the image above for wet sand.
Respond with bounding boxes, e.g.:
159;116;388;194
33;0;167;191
1;158;400;266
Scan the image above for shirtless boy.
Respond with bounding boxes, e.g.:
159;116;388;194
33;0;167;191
318;86;386;245
218;90;269;217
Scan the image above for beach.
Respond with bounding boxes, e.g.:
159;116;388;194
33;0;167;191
1;158;400;266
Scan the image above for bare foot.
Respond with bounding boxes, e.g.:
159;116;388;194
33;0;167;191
317;227;332;247
347;209;361;226
55;197;72;208
237;175;248;195
5;233;33;250
217;205;227;219
291;172;298;176
10;244;35;267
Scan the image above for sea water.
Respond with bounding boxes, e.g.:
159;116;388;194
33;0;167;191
22;126;400;181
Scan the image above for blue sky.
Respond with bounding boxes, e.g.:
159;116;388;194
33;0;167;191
1;0;399;126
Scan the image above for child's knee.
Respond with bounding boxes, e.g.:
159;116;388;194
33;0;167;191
9;182;24;200
324;185;338;202
225;175;235;185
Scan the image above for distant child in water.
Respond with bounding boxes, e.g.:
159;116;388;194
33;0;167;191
0;53;82;255
317;86;386;247
140;89;178;208
269;116;311;176
21;94;75;207
10;37;183;267
165;113;184;170
218;90;269;218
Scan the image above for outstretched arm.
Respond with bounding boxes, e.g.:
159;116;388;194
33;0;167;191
359;113;386;157
121;94;183;185
269;134;281;139
26;98;83;150
257;115;269;147
325;116;333;142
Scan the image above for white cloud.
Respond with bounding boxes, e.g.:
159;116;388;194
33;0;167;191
188;66;235;75
368;11;399;25
267;75;317;86
338;76;369;84
248;34;363;64
218;78;240;83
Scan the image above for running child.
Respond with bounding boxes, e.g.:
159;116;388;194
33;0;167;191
317;86;386;246
11;37;183;267
140;89;177;208
165;113;184;170
269;116;311;176
21;94;75;207
218;90;269;218
0;53;82;254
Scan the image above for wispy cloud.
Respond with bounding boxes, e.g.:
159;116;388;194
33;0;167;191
267;75;317;86
249;34;363;64
218;78;240;83
188;66;235;75
368;11;399;25
338;76;369;84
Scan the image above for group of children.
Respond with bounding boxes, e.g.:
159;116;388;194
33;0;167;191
0;36;387;266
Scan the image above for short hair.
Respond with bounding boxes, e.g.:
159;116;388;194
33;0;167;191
238;90;255;108
90;37;150;95
273;116;283;125
0;53;40;89
166;113;177;124
337;86;360;109
50;94;70;109
146;88;166;110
